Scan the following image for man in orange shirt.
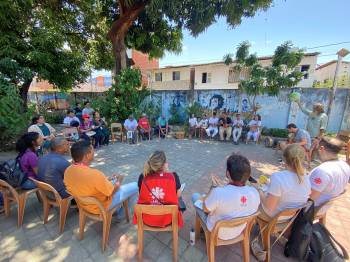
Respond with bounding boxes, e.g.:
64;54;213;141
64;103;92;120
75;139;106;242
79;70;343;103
138;113;153;140
64;140;138;215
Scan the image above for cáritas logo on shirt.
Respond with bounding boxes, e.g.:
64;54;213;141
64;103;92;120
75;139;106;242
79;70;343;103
240;196;247;206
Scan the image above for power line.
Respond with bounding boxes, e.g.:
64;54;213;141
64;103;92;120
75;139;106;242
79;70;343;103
306;41;350;50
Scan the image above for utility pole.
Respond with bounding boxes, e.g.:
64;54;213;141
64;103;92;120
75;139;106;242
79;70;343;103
326;48;349;119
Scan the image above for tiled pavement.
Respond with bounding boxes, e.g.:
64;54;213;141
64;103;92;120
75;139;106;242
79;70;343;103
0;138;349;261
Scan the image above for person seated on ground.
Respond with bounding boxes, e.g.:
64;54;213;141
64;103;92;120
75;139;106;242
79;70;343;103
232;113;244;145
79;114;96;142
206;112;219;138
138;113;153;140
63;109;80;127
246;114;262;144
157;113;169;139
124;114;138;144
258;144;311;220
192;153;260;240
279;123;312;152
37;138;72;199
92;111;109;147
28;115;56;151
82;101;94;121
309;137;350;207
218;112;232;141
134;151;183;227
188;114;198;139
64;140;138;216
16;132;43;189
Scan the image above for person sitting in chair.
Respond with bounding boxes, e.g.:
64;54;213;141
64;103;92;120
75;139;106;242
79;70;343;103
157;113;169;139
134;151;184;227
246;115;262;144
37;138;72;199
63;110;80;127
206;112;219;138
124;114;138;144
64;140;138;216
192;153;260;240
232;113;244;145
138;113;153;140
309;137;350;207
218;112;232;141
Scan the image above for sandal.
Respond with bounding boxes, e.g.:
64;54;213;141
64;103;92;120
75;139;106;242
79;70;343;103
251;237;267;262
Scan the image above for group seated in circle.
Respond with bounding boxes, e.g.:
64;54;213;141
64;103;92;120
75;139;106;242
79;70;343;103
188;111;262;144
10;130;349;251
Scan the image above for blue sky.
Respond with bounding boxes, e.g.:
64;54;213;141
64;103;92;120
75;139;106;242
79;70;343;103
160;0;350;67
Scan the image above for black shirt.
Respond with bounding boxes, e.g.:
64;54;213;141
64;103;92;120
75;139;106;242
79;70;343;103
74;107;82;114
137;172;181;192
219;117;232;126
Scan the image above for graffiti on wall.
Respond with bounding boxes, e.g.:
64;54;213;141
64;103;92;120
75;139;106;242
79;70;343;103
197;90;239;112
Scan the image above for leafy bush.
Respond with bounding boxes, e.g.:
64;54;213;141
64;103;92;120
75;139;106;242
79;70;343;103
261;127;288;138
168;103;183;125
0;79;33;148
138;97;161;127
186;102;204;118
92;68;148;124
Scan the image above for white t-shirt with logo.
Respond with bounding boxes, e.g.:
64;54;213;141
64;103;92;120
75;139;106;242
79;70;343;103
265;170;311;217
248;120;261;131
205;185;260;240
310;160;350;206
198;119;209;128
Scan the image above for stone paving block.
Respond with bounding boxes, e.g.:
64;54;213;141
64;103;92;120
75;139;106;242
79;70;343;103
182;245;204;262
143;238;168;260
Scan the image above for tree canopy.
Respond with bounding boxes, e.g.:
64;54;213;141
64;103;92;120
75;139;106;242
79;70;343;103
224;41;304;113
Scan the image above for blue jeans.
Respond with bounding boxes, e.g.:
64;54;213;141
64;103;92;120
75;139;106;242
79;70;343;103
109;182;138;218
21;179;37;190
0;192;3;207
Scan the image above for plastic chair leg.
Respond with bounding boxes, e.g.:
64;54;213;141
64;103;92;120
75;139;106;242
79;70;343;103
59;199;70;234
123;199;130;223
78;210;86;240
17;194;28;227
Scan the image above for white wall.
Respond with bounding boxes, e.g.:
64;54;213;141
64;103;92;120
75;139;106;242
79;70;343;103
315;62;350;83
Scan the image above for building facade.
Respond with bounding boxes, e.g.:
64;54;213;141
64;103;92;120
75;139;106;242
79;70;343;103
315;60;350;87
147;52;319;91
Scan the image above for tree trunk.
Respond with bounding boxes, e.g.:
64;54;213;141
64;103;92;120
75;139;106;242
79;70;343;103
107;1;148;78
19;79;32;111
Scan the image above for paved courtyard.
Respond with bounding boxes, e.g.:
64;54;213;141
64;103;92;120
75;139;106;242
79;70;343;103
1;138;349;262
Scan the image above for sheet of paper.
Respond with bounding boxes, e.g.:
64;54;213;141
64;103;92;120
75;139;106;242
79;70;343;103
194;199;203;210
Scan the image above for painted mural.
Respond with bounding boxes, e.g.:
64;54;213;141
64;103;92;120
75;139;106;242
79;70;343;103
196;90;239;112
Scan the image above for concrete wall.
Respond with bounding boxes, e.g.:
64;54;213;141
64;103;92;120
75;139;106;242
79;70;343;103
152;88;350;133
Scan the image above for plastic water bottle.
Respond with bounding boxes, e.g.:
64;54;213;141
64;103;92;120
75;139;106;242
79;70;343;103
190;228;195;246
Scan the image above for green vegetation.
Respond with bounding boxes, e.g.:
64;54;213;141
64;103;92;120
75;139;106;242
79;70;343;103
224;41;304;114
313;75;350;88
261;128;289;138
186;102;205;118
92;68;148;124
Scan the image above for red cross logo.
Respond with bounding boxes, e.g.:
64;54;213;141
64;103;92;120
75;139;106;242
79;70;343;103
314;177;322;185
240;196;247;204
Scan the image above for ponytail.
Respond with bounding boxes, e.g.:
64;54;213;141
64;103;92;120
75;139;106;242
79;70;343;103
143;151;166;177
283;144;305;183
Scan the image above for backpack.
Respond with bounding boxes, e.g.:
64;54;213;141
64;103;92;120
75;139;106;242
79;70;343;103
0;157;28;187
308;223;349;262
284;200;315;260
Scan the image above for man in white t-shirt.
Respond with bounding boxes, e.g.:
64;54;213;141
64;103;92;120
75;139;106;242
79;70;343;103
124;114;138;144
63;110;80;127
310;137;350;207
232;113;244;145
192;154;260;240
246;115;262;144
188;114;198;139
206;112;219;138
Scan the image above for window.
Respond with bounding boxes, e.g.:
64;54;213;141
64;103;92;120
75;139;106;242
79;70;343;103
172;71;180;81
155;72;162;82
228;68;248;83
202;72;211;83
301;65;310;79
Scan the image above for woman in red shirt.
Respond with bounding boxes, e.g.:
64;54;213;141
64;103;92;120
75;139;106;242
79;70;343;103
134;151;183;227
